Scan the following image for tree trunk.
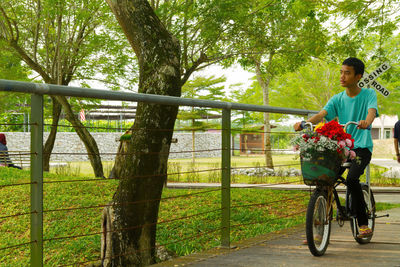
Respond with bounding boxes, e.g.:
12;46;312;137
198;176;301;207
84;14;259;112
103;0;181;266
43;96;62;172
54;95;104;177
255;60;274;169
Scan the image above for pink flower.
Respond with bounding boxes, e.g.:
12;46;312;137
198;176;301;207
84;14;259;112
345;139;353;148
338;140;346;148
344;149;349;157
349;150;356;160
293;145;300;152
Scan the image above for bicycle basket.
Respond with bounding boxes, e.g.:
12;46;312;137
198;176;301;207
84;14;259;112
300;151;342;186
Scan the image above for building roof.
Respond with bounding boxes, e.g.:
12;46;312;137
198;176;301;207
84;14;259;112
371;114;399;128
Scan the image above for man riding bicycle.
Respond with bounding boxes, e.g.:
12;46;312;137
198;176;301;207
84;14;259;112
294;57;379;238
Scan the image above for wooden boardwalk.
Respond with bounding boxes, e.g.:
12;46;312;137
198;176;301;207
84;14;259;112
155;208;400;267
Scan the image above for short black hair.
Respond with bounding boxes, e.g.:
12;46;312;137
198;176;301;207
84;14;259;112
342;57;365;76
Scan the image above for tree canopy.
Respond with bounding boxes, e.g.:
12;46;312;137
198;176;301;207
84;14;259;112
0;42;30;115
178;75;227;128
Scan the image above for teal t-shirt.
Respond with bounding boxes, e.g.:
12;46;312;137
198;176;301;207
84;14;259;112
323;88;379;152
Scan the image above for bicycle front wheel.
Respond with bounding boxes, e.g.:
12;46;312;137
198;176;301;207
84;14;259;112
350;184;376;244
306;189;331;256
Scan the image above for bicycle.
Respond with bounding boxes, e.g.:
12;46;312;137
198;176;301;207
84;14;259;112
300;121;388;256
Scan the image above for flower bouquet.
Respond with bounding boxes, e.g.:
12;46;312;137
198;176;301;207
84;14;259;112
292;120;356;186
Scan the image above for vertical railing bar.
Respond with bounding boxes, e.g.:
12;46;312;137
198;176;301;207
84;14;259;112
366;164;370;187
31;94;44;266
19;151;22;168
366;164;371;200
221;108;231;248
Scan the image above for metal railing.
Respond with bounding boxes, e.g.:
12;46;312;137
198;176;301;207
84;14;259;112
0;79;317;266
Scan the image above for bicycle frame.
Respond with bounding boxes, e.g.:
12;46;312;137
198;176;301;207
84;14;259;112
302;120;372;217
303;121;381;256
320;162;374;231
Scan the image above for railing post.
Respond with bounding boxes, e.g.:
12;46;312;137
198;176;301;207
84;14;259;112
221;108;231;248
31;94;43;267
366;164;371;200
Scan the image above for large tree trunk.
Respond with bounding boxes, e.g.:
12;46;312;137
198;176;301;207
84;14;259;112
255;60;274;169
55;95;104;177
102;0;181;266
43;96;62;172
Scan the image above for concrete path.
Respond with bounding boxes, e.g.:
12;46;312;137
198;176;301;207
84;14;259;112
371;159;400;178
156;183;400;267
155;208;400;267
158;161;400;267
371;158;400;169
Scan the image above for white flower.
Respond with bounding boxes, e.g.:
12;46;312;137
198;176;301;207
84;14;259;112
345;139;353;147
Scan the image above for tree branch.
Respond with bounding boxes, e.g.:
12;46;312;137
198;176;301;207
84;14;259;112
9;40;52;83
33;0;41;62
181;52;207;86
0;6;16;40
52;11;63;83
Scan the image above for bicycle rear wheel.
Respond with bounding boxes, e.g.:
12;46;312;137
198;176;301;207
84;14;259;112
350;184;376;244
306;189;331;256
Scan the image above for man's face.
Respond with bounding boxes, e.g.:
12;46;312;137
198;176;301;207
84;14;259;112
340;65;362;88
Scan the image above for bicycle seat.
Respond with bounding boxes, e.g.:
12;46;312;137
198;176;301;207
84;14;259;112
341;162;352;168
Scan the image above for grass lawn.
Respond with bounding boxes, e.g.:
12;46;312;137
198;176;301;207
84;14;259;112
0;167;310;266
1;167;400;266
54;154;299;178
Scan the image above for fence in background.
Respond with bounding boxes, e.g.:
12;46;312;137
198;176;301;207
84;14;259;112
0;79;317;266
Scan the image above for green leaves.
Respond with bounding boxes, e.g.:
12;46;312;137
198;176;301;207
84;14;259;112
178;75;227;130
270;59;342;111
0;0;138;89
0;43;31;115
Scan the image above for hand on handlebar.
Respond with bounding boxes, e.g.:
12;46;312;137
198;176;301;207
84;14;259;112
294;121;303;132
294;121;312;131
357;120;370;129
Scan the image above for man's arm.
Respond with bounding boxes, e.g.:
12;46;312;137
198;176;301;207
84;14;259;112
294;110;327;131
394;122;400;164
358;108;376;129
394;138;400;163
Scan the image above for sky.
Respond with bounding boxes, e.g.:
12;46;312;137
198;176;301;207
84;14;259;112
196;64;255;97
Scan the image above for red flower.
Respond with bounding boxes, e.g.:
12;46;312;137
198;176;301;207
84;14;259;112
316;120;352;142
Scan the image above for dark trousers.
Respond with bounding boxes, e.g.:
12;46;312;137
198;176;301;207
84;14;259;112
338;148;371;226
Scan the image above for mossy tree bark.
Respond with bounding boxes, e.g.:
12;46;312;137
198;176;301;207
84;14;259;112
43;96;62;172
102;0;181;266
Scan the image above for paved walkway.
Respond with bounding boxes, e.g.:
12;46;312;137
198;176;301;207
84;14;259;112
157;160;400;266
156;181;400;267
155;207;400;267
371;158;400;169
371;159;400;178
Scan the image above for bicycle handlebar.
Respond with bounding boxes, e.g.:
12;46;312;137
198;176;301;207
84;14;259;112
343;121;372;131
300;121;313;130
300;120;372;131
